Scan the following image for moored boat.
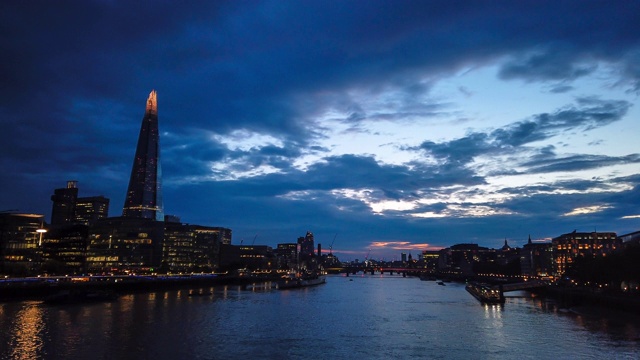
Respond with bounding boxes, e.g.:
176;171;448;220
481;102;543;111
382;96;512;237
277;271;326;290
465;282;504;304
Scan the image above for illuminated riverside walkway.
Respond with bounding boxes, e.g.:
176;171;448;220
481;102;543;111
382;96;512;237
0;273;278;301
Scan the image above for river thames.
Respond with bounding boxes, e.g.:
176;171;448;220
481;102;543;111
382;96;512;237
1;275;639;359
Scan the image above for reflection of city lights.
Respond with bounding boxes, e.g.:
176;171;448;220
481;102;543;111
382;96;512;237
10;305;45;359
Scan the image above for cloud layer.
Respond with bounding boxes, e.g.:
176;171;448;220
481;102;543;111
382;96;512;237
1;1;639;259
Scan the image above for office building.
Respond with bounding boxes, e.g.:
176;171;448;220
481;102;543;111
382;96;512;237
86;216;164;273
0;213;46;275
74;196;109;226
298;231;315;260
122;90;164;221
51;181;110;227
520;236;553;278
552;231;621;277
50;181;79;226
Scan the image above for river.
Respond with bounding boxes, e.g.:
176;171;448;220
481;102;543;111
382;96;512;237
1;274;639;359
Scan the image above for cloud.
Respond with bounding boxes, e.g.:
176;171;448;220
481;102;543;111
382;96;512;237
499;50;598;82
522;154;640;174
417;98;631;170
549;85;574;94
1;1;640;253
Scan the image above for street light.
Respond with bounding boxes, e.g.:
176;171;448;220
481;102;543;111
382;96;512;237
37;228;47;246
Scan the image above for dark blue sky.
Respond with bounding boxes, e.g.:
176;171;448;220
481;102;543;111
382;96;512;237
1;1;640;260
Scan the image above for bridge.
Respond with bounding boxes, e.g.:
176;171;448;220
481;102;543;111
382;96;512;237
325;267;431;276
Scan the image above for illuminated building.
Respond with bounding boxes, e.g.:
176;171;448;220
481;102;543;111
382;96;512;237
86;217;164;273
276;243;298;268
50;181;110;227
219;244;273;270
420;250;440;271
0;213;46;275
41;224;88;274
84;91;166;273
74;196;109;226
163;222;226;272
520;235;553;278
298;231;315;260
122;90;164;221
214;227;232;245
437;244;493;276
552;231;621;277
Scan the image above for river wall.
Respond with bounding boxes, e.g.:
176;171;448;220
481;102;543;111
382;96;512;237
0;274;278;302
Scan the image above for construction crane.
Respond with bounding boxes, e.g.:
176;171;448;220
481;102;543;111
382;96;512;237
251;233;258;245
329;234;337;255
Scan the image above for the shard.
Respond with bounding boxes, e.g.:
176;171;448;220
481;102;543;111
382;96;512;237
122;90;164;221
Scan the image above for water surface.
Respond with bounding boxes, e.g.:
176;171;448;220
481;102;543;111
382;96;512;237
1;275;639;359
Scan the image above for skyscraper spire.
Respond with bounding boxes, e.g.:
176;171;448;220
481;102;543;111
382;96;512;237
146;90;157;115
122;90;164;221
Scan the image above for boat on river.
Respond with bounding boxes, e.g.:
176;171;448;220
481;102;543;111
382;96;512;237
277;271;326;290
465;282;504;304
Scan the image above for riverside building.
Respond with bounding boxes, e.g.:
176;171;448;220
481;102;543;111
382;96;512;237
552;231;621;277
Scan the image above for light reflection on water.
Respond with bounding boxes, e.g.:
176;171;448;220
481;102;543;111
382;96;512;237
7;302;44;360
0;276;639;360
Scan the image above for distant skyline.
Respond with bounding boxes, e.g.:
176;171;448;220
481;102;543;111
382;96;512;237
1;1;640;261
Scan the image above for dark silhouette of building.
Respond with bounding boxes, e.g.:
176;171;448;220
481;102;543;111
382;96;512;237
219;244;273;271
298;231;315;260
437;243;493;276
50;180;79;226
50;181;110;227
122;90;164;221
520;235;553;278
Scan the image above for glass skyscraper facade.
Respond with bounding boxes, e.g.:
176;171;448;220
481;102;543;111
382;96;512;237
122;90;164;221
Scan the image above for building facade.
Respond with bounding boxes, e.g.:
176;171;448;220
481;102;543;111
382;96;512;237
122;90;164;221
51;181;110;227
298;231;315;260
50;180;79;226
74;196;109;226
0;213;46;275
520;236;553;278
42;224;89;275
86;217;164;273
552;231;621;277
84;91;166;273
163;222;227;273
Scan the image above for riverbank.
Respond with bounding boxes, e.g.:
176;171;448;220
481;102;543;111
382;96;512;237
540;285;640;315
0;274;279;302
